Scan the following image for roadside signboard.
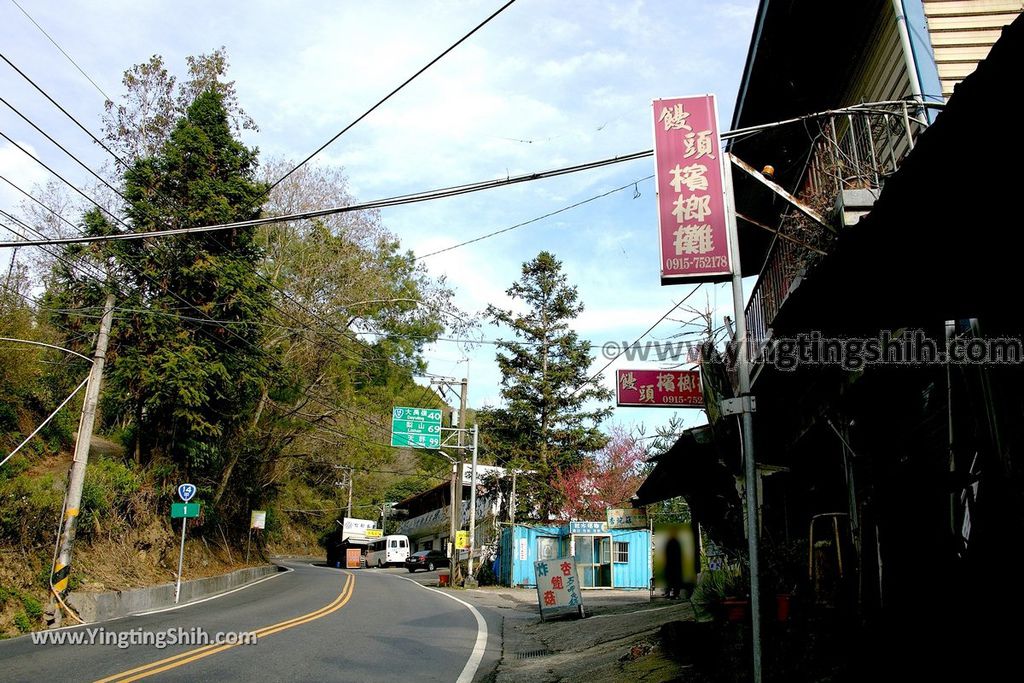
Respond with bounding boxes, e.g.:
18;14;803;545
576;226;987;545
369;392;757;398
366;529;383;539
250;510;266;530
534;557;585;620
455;530;469;550
653;94;733;284
460;463;505;485
177;483;196;502
616;369;704;408
171;503;200;519
569;521;608;535
342;517;377;543
391;407;442;449
606;507;649;529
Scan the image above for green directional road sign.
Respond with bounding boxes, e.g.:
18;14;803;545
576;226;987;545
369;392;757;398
391;406;442;449
171;503;201;519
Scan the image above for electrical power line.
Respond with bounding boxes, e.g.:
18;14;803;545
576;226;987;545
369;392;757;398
0;52;126;167
572;284;706;398
270;0;519;190
7;0;113;102
0;149;654;249
414;174;653;260
0;94;125;199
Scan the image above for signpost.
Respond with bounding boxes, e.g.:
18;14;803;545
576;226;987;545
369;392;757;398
652;94;733;284
341;517;377;542
250;510;266;529
177;483;196;503
607;507;649;529
534;557;585;620
390;407;442;449
173;483;197;604
652;93;762;681
247;510;266;563
616;369;704;407
171;503;200;518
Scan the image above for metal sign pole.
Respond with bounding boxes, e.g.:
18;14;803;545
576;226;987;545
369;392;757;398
723;151;762;683
467;423;479;578
175;516;187;604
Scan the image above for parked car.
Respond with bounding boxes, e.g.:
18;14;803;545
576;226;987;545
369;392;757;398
405;549;449;573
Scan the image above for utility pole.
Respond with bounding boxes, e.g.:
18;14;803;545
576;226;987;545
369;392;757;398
433;376;471;584
448;459;458;561
723;153;762;682
451;379;468;583
467;423;480;580
347;467;353;520
50;292;114;623
509;469;517;525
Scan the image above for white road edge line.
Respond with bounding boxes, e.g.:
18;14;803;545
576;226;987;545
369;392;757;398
397;576;488;683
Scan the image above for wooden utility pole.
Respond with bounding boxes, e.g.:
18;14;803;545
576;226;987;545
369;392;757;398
347;467;353;519
50;292;114;624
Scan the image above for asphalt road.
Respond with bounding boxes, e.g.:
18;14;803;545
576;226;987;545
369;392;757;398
0;561;497;682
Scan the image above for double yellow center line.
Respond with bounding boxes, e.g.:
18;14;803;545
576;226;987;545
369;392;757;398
96;571;355;682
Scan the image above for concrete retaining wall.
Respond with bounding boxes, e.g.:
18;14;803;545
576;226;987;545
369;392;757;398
67;564;282;623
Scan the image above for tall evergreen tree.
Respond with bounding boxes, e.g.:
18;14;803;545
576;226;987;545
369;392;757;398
110;89;273;481
482;251;612;518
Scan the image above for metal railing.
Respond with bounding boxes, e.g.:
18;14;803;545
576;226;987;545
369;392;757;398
743;101;936;363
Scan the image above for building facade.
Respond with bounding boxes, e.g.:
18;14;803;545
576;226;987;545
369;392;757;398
497;523;651;590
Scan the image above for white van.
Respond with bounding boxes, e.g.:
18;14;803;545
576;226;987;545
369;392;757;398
365;535;410;567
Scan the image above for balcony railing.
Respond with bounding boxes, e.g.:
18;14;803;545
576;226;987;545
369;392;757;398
743;101;936;368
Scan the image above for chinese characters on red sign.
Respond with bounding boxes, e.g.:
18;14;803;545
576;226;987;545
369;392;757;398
616;369;704;408
534;558;583;617
652;95;732;284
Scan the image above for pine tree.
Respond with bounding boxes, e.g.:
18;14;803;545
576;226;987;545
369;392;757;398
111;89;273;478
483;251;612;519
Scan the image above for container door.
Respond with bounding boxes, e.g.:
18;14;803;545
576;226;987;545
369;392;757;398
574;535;595;587
595;536;612;587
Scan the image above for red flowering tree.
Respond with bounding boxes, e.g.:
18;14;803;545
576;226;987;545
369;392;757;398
552;426;648;520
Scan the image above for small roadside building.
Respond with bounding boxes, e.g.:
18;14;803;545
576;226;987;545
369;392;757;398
325;517;378;569
497;522;651;590
395;464;508;557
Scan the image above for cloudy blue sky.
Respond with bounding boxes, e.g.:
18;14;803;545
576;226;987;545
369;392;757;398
0;0;758;438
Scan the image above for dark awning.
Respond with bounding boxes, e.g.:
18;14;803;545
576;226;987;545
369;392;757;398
636;423;747;552
635;425;720;506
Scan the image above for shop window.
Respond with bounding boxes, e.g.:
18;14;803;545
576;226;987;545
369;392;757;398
614;541;629;563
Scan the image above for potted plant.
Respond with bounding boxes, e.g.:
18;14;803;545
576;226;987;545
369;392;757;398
763;539;804;622
720;567;750;622
689;568;728;622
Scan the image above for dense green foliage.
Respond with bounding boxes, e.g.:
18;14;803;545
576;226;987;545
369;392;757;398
1;53;463;568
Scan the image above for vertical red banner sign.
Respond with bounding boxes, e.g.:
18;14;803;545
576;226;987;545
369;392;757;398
652;95;732;284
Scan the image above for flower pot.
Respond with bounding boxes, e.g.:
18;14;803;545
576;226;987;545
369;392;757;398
776;593;792;622
722;598;749;622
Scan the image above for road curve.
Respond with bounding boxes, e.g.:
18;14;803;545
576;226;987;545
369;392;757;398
0;561;485;682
